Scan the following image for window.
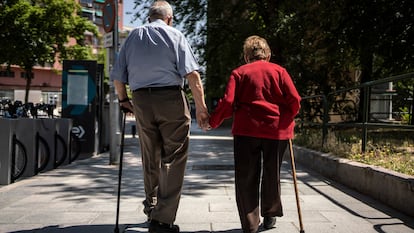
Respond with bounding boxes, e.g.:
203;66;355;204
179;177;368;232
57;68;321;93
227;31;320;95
20;72;34;79
42;92;61;105
81;9;95;21
80;0;93;7
0;90;14;100
0;70;15;78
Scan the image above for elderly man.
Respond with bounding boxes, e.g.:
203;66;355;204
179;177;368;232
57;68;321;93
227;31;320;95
110;1;209;232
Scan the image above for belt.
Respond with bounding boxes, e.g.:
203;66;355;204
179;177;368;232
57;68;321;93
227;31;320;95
133;85;182;92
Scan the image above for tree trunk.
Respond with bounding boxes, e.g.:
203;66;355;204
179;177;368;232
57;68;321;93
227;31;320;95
357;47;373;122
24;67;33;104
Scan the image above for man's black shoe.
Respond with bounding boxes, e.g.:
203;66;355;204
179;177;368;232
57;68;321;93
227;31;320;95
263;216;276;229
142;200;153;222
149;220;180;233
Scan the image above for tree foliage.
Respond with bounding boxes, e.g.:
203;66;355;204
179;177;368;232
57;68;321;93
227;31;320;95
208;0;412;92
127;0;413;112
0;0;98;103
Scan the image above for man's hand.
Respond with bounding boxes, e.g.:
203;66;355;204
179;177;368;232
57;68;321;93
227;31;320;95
120;101;134;114
196;111;210;131
114;80;134;114
186;71;210;131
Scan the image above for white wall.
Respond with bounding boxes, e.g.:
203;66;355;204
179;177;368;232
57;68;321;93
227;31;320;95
14;90;42;103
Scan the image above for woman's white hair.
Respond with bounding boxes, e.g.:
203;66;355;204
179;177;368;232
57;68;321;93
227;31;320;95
243;35;271;62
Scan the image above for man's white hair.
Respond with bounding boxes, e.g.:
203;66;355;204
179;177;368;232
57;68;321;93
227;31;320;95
149;1;173;21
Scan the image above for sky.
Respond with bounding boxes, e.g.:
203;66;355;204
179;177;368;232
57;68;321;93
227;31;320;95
122;1;185;30
123;0;144;28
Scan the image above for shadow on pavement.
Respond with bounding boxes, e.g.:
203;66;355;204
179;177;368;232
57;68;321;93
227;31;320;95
8;224;130;233
298;166;414;232
8;223;243;233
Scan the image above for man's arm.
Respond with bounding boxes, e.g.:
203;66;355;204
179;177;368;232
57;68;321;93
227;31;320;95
113;80;134;113
185;71;209;130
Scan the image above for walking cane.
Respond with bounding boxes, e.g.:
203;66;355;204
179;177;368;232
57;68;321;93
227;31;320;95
289;139;305;233
114;112;127;233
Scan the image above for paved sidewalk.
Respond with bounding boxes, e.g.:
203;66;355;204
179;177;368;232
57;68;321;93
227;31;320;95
1;117;413;233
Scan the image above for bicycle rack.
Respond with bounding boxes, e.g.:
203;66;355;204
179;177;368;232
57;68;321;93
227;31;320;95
55;118;73;167
35;132;50;174
1;118;73;184
54;132;68;168
36;119;57;172
13;118;38;178
11;134;28;183
69;133;81;163
0;119;18;185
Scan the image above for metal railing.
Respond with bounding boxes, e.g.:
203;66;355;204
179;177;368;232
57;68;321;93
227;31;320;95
297;72;414;152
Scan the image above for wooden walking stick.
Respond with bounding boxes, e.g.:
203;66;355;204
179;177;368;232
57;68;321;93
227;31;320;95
289;139;305;233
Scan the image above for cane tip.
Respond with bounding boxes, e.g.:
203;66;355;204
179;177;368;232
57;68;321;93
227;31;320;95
300;230;305;233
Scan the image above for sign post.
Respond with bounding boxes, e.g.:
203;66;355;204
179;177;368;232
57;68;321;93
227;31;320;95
103;0;121;164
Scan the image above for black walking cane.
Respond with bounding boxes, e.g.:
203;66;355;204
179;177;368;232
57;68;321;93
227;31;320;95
114;111;128;233
288;139;305;233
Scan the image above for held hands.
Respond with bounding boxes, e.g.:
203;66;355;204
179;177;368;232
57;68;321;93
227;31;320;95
196;111;212;131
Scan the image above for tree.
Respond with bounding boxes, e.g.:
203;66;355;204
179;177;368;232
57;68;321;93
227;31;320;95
205;0;414;117
0;0;98;103
127;0;414;114
327;0;414;120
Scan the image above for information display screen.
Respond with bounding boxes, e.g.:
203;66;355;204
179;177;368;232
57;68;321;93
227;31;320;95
67;72;88;106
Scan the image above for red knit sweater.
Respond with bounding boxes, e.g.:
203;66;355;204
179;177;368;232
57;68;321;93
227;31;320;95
209;60;301;140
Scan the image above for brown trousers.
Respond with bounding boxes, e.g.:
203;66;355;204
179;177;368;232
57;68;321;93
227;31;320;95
233;136;288;233
132;88;191;224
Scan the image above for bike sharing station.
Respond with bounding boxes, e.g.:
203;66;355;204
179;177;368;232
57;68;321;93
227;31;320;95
0;60;107;185
61;60;108;161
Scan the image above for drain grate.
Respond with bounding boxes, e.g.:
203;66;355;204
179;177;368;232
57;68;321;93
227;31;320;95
192;164;234;170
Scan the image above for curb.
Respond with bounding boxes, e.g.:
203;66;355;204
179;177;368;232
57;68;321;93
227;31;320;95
293;146;414;217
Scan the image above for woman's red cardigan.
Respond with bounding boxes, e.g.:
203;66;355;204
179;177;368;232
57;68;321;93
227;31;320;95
209;60;301;140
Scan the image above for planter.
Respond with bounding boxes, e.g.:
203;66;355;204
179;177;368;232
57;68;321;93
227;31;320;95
294;146;414;217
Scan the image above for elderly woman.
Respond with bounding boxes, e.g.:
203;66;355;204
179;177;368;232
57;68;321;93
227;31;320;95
209;35;301;233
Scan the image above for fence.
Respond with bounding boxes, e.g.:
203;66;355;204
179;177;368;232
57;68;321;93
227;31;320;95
297;72;414;152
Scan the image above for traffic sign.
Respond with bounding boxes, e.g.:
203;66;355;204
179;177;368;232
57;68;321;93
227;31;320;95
103;32;113;48
102;0;115;33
